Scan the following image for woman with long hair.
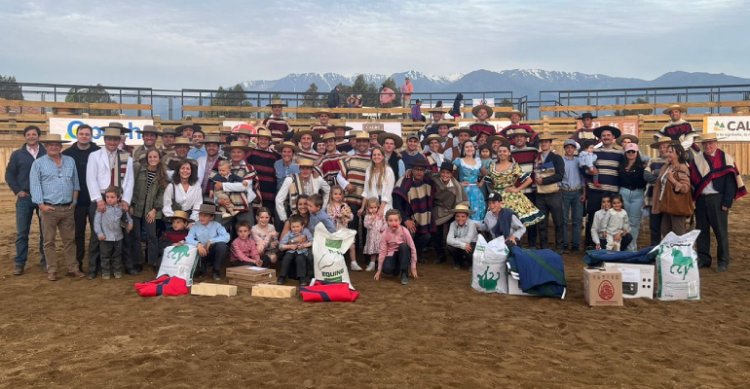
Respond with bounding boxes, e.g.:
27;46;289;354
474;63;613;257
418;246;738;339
453;140;486;221
618;143;648;250
651;142;693;236
131;149;169;269
359;146;395;218
485;143;544;226
162;159;202;223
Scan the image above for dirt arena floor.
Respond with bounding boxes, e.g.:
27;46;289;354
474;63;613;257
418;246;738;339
1;186;749;388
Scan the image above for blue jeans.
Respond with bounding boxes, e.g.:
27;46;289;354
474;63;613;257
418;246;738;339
561;190;583;249
619;188;645;251
15;195;45;267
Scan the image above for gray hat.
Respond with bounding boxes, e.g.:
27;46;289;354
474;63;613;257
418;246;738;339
563;139;580;150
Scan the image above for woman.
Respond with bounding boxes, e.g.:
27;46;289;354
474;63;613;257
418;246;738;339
651;143;693;236
453;140;486;222
618;143;648;250
281;195;311;239
162;160;202;223
359;146;394;218
131;149;169;269
485;144;544;226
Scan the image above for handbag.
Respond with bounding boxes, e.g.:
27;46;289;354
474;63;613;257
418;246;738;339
661;182;694;216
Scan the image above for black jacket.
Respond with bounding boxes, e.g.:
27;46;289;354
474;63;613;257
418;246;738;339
62;142;101;206
539;151;564;185
5;144;46;195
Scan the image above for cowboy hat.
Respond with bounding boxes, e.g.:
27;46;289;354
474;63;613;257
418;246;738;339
438;161;454;172
233;123;255;137
616;134;639;145
504;109;525;118
593;125;621;139
331;124;353;132
274;141;299;153
298;158;316;168
37;134;71;144
171;137;192;146
576;112;597;120
225;140;252;151
536;132;555;142
169;210;192;222
650;136;675;149
377;132;403;149
136;125;162;136
350;131;370;142
320;132;337;141
486;135;510;148
410;157;430;169
471;104;494;118
250;127;273;139
422;134;443;147
266;99;287;107
102;122;132;134
218;126;233;135
314;108;333;117
293;128;322;143
451;203;474;215
502;125;532;139
662;104;687;115
362;123;385;135
161;127;178;136
450;127;477;138
197;203;222;215
175;123;201;135
694;135;724;143
202;134;222;145
436;120;457;129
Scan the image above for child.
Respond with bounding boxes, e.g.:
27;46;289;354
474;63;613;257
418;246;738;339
446;204;479;269
306;193;337;235
158;210;191;266
93;186;133;280
362;197;385;272
604;194;632;251
479;144;494;172
185;204;230;280
211;160;245;218
251;207;279;265
590;195;612;250
483;192;526;247
375;209;418;285
278;215;313;285
230;221;270;267
327;186;359;271
578;139;600;188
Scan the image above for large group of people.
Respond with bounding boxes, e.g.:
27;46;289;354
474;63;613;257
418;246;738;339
6;102;746;286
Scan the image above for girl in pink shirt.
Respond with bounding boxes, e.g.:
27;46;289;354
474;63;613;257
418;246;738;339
375;209;419;285
230;221;268;267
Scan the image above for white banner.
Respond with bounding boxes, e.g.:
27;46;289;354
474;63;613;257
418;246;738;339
346;122;402;138
472;98;495;107
703;115;750;142
48;117;153;145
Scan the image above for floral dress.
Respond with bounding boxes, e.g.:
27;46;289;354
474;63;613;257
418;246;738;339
327;202;353;230
363;213;386;255
453;157;487;222
486;162;545;226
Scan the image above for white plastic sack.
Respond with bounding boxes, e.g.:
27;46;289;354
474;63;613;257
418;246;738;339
653;230;701;301
471;235;509;294
312;223;356;287
157;244;199;286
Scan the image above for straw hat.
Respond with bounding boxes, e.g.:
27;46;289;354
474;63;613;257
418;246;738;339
175;122;201;135
251;127;273;139
293;128;322;143
274;141;299;153
298;158;316;168
162;127;178;136
233;123;255;137
505;109;525;118
197;203;221;215
171;137;192;146
170;210;191;222
593;125;621;139
502;125;533;139
320;132;337;142
362;123;385;135
314;108;333;117
351;131;370;142
450;127;477;138
136;125;161;136
486;135;510;148
536;132;555;142
616;134;639;145
650;136;674;149
218;126;233;135
472;104;494;118
695;135;723;143
266;99;287;107
38;134;71;144
377;132;403;149
662;104;687;115
102;122;132;134
203;134;222;145
451;203;474;215
422;134;443;147
225;140;252;151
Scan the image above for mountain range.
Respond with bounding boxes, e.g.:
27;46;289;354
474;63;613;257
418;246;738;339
240;69;750;98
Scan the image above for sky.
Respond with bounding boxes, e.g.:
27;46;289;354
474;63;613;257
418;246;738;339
1;0;749;90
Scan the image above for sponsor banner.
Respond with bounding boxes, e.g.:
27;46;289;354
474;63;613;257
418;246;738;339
472;98;495;107
576;117;639;136
346;122;401;138
48;117;152;145
703;115;750;142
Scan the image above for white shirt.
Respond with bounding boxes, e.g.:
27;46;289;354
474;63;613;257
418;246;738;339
275;174;330;222
362;165;395;209
162;182;203;222
447;220;479;249
26;144;40;159
86;148;134;204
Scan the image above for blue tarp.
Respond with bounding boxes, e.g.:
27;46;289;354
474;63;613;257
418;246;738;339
582;246;657;266
508;247;566;298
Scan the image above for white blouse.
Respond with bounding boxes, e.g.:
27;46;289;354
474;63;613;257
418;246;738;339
362;165;395;208
162;182;203;221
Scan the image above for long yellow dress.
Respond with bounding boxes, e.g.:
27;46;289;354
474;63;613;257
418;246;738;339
487;162;545;226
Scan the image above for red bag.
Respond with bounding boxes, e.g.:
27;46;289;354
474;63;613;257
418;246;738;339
134;275;189;297
300;280;360;303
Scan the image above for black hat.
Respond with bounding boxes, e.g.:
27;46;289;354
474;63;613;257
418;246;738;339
487;192;503;202
411;157;430;169
593;125;621;139
577;112;597;120
439;161;454;172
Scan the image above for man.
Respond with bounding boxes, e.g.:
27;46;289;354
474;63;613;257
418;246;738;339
658;104;699;150
690;135;747;272
584;125;623;248
188;128;207;160
336;132;371;248
470;104;496;138
160;127;177;158
571;112;598;143
63;124;101;272
411;99;424;122
333;125;354;153
363;123;385;149
131;125;161;169
327;86;340;109
274;142;300;191
311;109;333;136
293;129;321;163
164;137;194;177
317;132;348;187
6;125;47;275
30;134;82;281
560;139;584;252
263;99;293;144
234;124;255;147
401;76;413;108
393;159;436;262
532;133;565;252
175;122;199;140
645;136;670;246
401;134;424;170
431;161;468;264
197;134;226;197
419;108;447;141
246;127;280;212
217;141;258;230
380;84;396;108
276;159;331;222
504;125;539;247
86;126;136;277
377;132;405;177
444;127;475;162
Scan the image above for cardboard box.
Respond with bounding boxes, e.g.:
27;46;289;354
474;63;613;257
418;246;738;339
226;266;276;289
191;282;238;297
583;267;623;306
251;284;297;299
604;263;655;299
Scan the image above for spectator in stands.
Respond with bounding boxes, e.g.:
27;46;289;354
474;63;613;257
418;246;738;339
419;108;448;141
448;93;463;119
411;99;425;122
327;86;341;109
571;112;598;143
658;104;699;150
401;77;413;108
263;99;293;144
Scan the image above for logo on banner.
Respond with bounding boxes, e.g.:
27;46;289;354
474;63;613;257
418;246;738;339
65;120;145;140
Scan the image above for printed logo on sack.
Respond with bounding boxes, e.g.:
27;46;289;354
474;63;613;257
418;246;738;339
598;280;615;301
669;247;694;280
318;252;343;282
477;266;500;291
168;245;192;264
325;239;343;250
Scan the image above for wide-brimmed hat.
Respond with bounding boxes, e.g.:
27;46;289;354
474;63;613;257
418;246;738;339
450;127;477;138
38;134;71;144
695;135;723;143
593;125;621;139
314;108;333;117
198;203;221;215
351;131;370;142
577;112;597;120
175;123;201;135
293;128;322;143
563;139;580;150
505;109;525;118
650;136;675;149
438;161;454;172
616;134;639;145
101;128;125;139
251;127;273;140
274;141;299;153
320;132;337;142
486;135;510;148
233;123;255;137
377;132;404;149
203;134;222;145
410;157;430;169
225;140;252;151
218;126;233;135
503;125;532;139
169;210;191;222
102;122;132;134
171;137;192;146
363;123;385;135
298;158;316;168
161;127;178;136
266;99;287;107
136;125;162;136
537;132;555;142
472;104;494;118
624;143;640;153
451;203;474;215
331;124;353;133
436;120;457;129
422;134;443;147
662;104;687;115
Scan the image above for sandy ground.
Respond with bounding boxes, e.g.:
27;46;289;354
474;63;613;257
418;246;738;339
1;185;749;388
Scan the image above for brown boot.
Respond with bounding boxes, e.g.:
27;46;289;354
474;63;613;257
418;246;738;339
66;270;86;278
47;272;58;281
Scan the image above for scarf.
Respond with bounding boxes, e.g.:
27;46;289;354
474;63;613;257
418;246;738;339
690;149;747;200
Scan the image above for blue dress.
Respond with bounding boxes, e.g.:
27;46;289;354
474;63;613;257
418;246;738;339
453;158;487;222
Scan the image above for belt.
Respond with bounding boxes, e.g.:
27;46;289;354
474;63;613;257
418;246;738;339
561;187;581;192
44;202;72;207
